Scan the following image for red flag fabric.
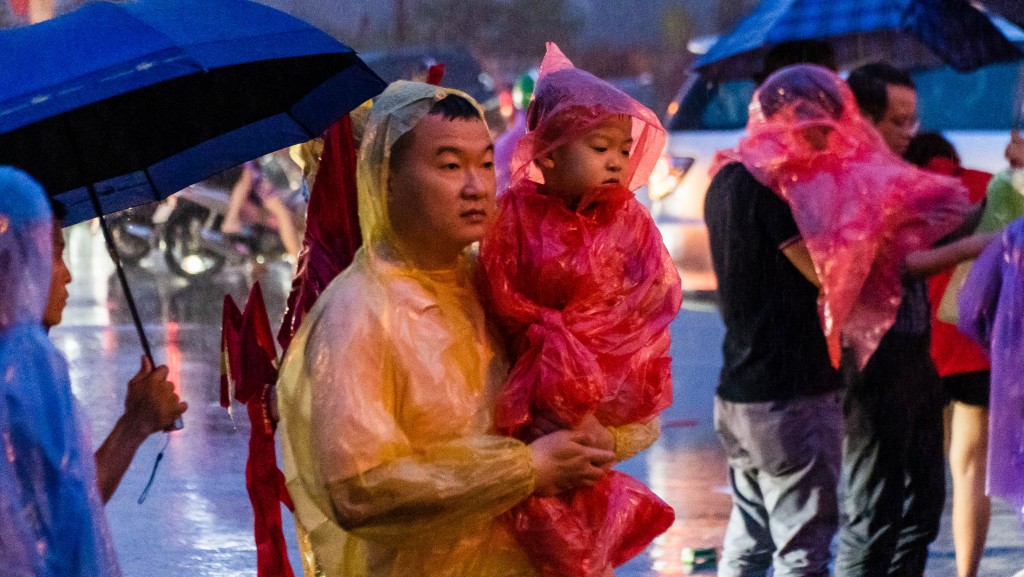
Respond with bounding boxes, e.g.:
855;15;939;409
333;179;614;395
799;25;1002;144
10;0;29;17
220;295;242;408
223;283;295;577
277;115;362;349
426;63;446;86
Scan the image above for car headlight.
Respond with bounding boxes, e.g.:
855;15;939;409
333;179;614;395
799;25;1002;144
648;153;695;202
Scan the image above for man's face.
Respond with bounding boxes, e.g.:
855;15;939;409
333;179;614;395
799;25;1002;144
387;114;496;260
875;84;918;155
42;222;71;329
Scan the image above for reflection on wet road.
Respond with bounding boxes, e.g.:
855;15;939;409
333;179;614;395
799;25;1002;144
53;224;1023;576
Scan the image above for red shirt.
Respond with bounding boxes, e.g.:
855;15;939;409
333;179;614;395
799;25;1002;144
925;158;991;376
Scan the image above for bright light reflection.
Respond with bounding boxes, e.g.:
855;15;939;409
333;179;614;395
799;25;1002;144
181;255;207;275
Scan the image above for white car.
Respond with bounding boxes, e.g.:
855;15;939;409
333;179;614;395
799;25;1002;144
649;60;1024;292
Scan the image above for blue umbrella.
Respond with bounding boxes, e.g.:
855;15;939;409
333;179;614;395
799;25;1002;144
694;0;1024;82
0;0;385;397
979;0;1024;29
0;0;384;224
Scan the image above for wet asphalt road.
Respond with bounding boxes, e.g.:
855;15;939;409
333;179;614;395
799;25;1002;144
53;223;1022;576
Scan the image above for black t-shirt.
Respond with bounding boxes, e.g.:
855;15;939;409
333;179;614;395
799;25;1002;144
705;163;842;403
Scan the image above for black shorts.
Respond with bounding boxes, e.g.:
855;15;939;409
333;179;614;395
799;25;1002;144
943;370;990;408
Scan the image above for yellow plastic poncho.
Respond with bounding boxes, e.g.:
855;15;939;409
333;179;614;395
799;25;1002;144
276;81;538;577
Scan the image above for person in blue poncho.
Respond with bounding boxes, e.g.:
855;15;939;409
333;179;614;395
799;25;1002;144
0;166;121;577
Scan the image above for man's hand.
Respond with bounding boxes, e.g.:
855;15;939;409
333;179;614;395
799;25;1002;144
529;430;615;497
123;355;188;438
575;413;615;455
96;356;189;502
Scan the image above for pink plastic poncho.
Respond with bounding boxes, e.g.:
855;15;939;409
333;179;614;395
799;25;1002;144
715;65;969;368
478;43;680;577
958;218;1024;530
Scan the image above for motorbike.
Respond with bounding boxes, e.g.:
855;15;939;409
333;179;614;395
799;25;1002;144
108;201;165;266
161;160;306;280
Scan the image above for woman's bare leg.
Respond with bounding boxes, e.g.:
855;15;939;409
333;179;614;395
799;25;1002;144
949;401;991;577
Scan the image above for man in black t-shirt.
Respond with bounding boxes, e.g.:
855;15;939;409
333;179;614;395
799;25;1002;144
705;160;843;577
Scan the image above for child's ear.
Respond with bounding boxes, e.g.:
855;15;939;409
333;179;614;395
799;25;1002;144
536;152;556;170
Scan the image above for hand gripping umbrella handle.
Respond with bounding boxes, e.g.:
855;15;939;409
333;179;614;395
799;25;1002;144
86;185;183;430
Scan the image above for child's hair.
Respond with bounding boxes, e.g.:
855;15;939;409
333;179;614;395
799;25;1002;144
904;131;959;167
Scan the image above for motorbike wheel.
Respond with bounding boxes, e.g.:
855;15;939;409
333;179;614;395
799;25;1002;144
110;219;152;266
163;204;225;279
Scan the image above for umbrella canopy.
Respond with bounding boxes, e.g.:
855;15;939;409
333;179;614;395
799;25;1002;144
694;0;1024;82
979;0;1024;29
0;0;385;225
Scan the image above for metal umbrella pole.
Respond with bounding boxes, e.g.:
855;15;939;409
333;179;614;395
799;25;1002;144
86;184;183;430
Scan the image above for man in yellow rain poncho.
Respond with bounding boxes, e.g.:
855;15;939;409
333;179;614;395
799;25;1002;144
276;81;619;577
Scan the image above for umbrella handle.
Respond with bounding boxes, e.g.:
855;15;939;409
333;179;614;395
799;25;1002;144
86;185;183;431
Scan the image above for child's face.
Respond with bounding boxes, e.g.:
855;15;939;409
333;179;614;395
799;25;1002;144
540;115;633;206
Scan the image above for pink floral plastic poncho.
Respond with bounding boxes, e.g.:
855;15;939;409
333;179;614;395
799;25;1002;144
478;43;681;577
715;64;969;367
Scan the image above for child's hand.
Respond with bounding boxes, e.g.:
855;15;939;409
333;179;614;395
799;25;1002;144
576;413;615;459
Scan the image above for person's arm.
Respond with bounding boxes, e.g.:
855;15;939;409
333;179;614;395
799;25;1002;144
904;232;999;280
1006;129;1024;170
751;176;820;288
306;298;614;542
936;203;985;246
221;163;254;234
325;429;613;540
782;238;821;288
94;356;188;503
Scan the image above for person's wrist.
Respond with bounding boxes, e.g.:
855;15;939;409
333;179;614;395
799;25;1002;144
119;412;156;443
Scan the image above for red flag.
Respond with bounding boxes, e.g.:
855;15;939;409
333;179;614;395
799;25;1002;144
223;283;295;577
10;0;30;17
426;63;446;86
220;295;243;408
277;115;362;349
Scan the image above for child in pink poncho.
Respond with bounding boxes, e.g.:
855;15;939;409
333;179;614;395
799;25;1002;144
478;43;682;577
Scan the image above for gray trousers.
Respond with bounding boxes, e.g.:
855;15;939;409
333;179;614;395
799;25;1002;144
714;391;843;577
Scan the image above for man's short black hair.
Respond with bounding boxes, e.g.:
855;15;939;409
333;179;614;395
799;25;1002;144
904;131;959;167
47;196;67;225
847;63;915;123
756;40;837;84
390;93;483;169
428;93;481;121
